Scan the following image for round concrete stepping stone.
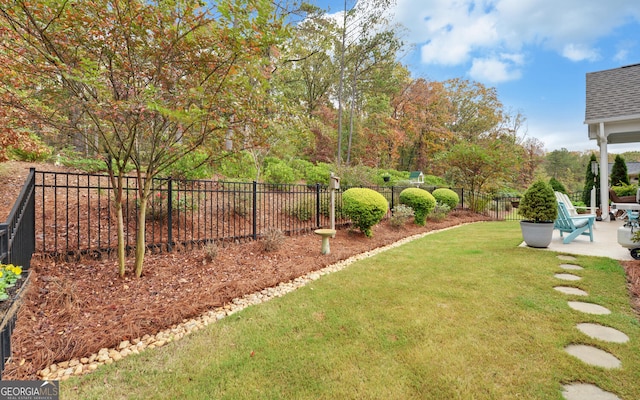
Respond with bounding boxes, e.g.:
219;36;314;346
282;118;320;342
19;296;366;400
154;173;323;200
568;301;611;315
562;383;621;400
564;344;621;369
555;273;582;281
560;263;584;270
554;286;588;296
577;323;629;343
558;255;577;261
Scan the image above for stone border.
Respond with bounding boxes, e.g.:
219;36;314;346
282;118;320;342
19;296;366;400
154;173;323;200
38;225;465;380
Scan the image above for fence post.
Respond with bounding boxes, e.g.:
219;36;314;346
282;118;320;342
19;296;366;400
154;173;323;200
167;178;173;251
0;224;7;265
316;183;321;228
391;186;395;211
252;181;258;240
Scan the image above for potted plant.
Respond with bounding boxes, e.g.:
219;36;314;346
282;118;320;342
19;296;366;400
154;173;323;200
518;180;558;248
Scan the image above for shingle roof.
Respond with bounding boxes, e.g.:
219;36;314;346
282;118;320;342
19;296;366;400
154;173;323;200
585;63;640;122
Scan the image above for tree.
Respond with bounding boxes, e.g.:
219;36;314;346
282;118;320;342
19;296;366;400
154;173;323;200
1;0;286;277
444;133;522;211
610;154;630;186
392;78;452;172
582;154;600;207
444;78;503;142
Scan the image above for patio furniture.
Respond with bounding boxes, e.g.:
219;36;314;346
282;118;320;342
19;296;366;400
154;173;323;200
554;192;595;218
609;189;640;220
554;202;595;244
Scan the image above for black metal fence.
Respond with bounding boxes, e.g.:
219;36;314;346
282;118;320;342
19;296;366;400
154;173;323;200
0;167;35;378
33;170;590;257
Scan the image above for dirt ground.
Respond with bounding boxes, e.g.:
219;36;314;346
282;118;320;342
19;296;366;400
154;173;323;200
0;161;638;380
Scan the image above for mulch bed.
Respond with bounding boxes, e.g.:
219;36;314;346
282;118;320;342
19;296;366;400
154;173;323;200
2;208;491;380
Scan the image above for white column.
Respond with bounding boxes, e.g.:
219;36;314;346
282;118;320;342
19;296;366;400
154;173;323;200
599;122;609;221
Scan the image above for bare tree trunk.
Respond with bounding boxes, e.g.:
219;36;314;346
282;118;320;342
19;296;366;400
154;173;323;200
336;0;347;166
108;169;127;277
346;69;357;166
133;173;153;278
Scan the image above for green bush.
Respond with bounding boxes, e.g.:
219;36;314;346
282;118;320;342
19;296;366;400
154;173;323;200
429;203;450;222
432;188;459;210
611;183;638;197
389;204;414;228
305;163;332;186
8;134;52;162
518;180;557;223
163;150;213;180
399;188;436;226
548;177;567;194
342;188;388;237
216;151;257;180
263;160;298;187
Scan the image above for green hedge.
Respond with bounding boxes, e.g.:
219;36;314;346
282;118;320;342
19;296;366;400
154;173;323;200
399;188;436;226
342;188;388;237
432;188;459;210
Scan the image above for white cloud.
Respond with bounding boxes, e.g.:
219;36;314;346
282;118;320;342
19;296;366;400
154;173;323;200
469;56;522;83
561;44;600;62
393;0;640;71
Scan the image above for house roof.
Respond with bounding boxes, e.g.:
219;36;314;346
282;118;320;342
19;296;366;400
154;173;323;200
608;162;640;176
585;63;640;145
586;63;640;122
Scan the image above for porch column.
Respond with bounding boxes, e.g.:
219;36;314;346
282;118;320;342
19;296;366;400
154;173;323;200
598;122;609;221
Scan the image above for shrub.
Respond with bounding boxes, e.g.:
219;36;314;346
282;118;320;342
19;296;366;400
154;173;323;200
399;188;436;226
389;204;414;228
432;188;459;210
203;242;218;262
305;163;332;186
429;203;450;222
548;177;567;194
611;183;638;197
518;180;557;222
263;160;298;188
262;228;285;252
163;149;213;180
342;188;388;237
8;134;52;162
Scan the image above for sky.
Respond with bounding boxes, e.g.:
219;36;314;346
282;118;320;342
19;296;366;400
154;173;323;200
312;0;640;154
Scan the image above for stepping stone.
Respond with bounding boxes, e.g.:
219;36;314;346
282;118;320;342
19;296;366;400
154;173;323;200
564;344;621;369
558;255;577;261
554;286;588;296
555;273;582;281
560;263;584;270
577;323;629;343
562;383;621;400
568;301;611;315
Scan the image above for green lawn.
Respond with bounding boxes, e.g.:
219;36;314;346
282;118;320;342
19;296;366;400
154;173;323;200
62;222;640;399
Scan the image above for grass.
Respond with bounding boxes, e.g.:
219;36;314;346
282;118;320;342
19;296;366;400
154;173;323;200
62;222;640;399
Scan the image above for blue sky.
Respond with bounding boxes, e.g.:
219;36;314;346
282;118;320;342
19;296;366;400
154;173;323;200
311;0;640;154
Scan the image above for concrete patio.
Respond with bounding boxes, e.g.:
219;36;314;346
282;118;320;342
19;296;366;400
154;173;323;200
521;219;637;261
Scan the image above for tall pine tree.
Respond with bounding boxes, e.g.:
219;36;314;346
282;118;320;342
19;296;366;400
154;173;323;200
610;154;630;186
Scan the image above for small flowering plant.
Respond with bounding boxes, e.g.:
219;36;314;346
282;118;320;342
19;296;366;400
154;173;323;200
0;264;23;301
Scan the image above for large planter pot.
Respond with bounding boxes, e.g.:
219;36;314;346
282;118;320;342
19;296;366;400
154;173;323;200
520;221;554;248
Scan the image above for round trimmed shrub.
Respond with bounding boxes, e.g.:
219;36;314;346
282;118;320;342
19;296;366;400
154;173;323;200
342;188;388;237
399;188;436;226
432;188;459;210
